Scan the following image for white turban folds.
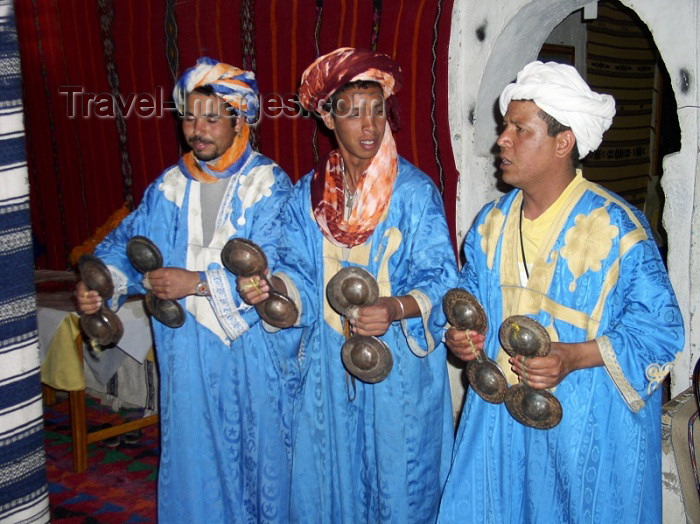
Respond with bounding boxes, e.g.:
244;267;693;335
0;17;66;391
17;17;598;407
499;61;616;159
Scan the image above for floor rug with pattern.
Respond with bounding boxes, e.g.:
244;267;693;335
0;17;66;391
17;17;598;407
43;395;158;523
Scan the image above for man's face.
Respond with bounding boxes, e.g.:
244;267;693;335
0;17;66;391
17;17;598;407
496;100;560;191
321;85;387;167
182;92;238;162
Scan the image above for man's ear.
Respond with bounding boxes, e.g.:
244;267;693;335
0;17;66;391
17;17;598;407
234;115;246;134
555;130;576;159
320;110;335;131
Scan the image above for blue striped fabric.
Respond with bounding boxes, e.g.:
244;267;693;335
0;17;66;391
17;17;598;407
0;1;50;522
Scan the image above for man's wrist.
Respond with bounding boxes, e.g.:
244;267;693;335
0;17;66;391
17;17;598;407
194;271;210;296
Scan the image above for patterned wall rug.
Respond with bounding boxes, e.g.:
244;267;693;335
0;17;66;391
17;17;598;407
44;395;158;523
584;0;659;210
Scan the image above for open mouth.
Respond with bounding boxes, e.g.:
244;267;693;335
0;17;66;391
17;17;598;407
190;139;212;151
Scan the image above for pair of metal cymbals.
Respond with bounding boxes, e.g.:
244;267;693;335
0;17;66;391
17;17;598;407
221;238;298;329
443;288;562;429
127;236;185;328
443;288;507;404
78;255;123;347
326;267;393;384
499;315;562;429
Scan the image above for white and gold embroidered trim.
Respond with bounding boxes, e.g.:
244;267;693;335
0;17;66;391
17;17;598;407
597;335;644;412
646;362;674;396
405;289;435;357
203;268;249;343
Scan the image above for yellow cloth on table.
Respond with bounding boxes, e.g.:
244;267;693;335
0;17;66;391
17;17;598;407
40;313;85;391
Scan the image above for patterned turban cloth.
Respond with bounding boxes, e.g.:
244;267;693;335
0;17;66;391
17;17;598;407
298;47;403;119
299;48;404;248
499;61;616;159
173;56;259;124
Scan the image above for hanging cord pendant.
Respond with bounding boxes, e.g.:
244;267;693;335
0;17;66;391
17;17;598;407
342;316;357;401
341;158;356;212
519;200;530;280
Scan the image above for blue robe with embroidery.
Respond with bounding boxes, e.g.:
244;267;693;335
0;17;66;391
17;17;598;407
437;180;684;523
273;156;457;523
94;149;294;523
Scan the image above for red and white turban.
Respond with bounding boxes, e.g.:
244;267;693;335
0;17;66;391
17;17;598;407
298;47;402;114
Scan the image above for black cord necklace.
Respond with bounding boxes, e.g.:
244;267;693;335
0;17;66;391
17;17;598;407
519;200;529;279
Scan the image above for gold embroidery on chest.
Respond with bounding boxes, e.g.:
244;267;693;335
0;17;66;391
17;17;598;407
478;207;505;270
560;207;618;292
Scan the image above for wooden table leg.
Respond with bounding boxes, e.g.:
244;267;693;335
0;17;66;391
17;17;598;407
68;389;88;473
42;384;56;406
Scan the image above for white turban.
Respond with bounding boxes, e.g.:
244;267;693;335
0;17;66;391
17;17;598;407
499;61;616;159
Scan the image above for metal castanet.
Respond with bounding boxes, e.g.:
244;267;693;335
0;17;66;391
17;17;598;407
126;236;185;328
498;315;563;429
443;288;507;404
341;335;393;384
221;237;298;329
78;255;124;347
221;237;268;277
78;308;124;347
499;315;551;359
143;292;185;328
326;266;379;315
326;266;393;384
126;236;163;273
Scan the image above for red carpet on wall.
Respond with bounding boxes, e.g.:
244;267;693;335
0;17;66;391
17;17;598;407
44;395;158;523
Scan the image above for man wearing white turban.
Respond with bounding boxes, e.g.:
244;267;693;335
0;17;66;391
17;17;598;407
75;57;294;522
438;61;683;523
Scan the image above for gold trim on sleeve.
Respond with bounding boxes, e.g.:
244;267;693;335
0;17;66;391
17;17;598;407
597;335;645;412
406;289;435;357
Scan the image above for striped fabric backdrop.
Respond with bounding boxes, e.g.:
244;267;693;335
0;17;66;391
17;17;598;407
584;0;659;209
15;0;458;270
0;1;50;522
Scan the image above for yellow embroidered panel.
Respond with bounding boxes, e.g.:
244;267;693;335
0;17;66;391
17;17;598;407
477;206;505;271
560;207;618;293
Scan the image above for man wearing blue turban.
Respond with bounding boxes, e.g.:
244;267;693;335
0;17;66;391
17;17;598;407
76;57;294;522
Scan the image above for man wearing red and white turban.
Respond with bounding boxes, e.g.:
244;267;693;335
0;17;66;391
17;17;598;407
239;47;458;523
